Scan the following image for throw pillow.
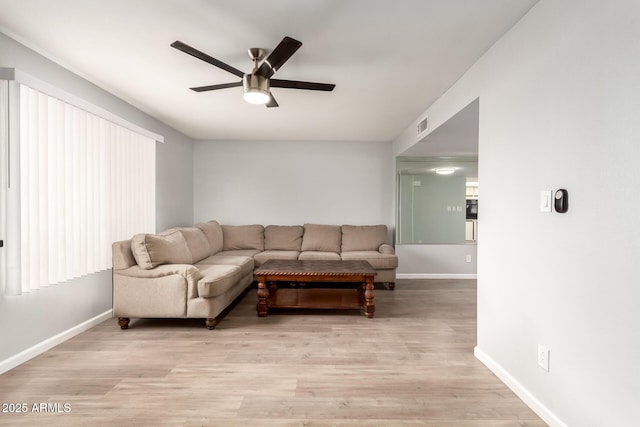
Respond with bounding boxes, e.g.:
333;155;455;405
131;230;193;269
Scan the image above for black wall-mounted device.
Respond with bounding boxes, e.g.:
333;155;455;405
554;189;568;213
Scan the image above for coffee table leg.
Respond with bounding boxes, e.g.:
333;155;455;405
257;277;269;317
364;276;375;318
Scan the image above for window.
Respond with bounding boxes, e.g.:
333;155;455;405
1;77;157;295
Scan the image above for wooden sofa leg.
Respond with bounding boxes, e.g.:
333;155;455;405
118;317;130;330
388;282;395;291
205;318;218;330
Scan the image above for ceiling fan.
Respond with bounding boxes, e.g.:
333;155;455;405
171;36;335;108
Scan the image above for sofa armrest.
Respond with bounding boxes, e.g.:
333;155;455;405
113;240;136;270
115;264;199;280
114;264;201;299
378;244;395;255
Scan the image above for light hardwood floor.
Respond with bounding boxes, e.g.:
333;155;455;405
0;280;546;426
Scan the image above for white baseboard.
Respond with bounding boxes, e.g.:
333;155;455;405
396;273;477;280
474;346;567;427
0;309;113;375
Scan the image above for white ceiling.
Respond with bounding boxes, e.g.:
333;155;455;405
0;0;538;142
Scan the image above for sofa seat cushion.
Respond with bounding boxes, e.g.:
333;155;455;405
341;225;389;252
301;224;342;253
222;224;265;251
264;225;303;251
340;251;398;269
215;249;262;258
298;251;341;261
196;255;254;277
253;250;301;267
130;230;193;269
197;264;244;298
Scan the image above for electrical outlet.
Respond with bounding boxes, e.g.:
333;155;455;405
465;254;472;263
538;344;550;372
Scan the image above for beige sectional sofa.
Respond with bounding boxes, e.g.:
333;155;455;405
112;221;397;329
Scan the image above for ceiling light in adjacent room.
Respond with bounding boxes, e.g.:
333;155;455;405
435;167;456;175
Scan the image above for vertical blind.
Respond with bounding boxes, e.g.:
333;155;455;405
0;81;8;293
19;84;156;292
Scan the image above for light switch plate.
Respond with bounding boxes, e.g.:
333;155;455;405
540;190;552;212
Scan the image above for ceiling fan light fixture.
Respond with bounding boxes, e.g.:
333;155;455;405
243;74;270;104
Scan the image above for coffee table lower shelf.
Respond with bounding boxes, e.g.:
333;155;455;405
267;287;364;311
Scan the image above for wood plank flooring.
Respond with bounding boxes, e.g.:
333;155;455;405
0;280;546;426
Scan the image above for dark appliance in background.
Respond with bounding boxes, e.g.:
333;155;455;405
466;199;478;220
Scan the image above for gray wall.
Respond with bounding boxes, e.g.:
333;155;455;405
0;32;194;363
393;0;640;425
398;174;466;244
396;244;477;277
193;140;394;228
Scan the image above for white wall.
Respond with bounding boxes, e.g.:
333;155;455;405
0;32;194;365
393;0;640;425
193;140;394;227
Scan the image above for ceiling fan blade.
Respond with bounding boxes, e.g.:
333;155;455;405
265;92;279;108
256;36;302;78
270;79;336;91
190;81;242;92
171;40;244;78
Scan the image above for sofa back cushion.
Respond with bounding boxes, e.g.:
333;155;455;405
195;220;224;255
131;230;193;269
264;225;303;251
179;227;211;263
222;224;265;251
341;224;389;252
301;224;341;253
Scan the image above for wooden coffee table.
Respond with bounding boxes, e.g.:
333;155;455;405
255;259;377;318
